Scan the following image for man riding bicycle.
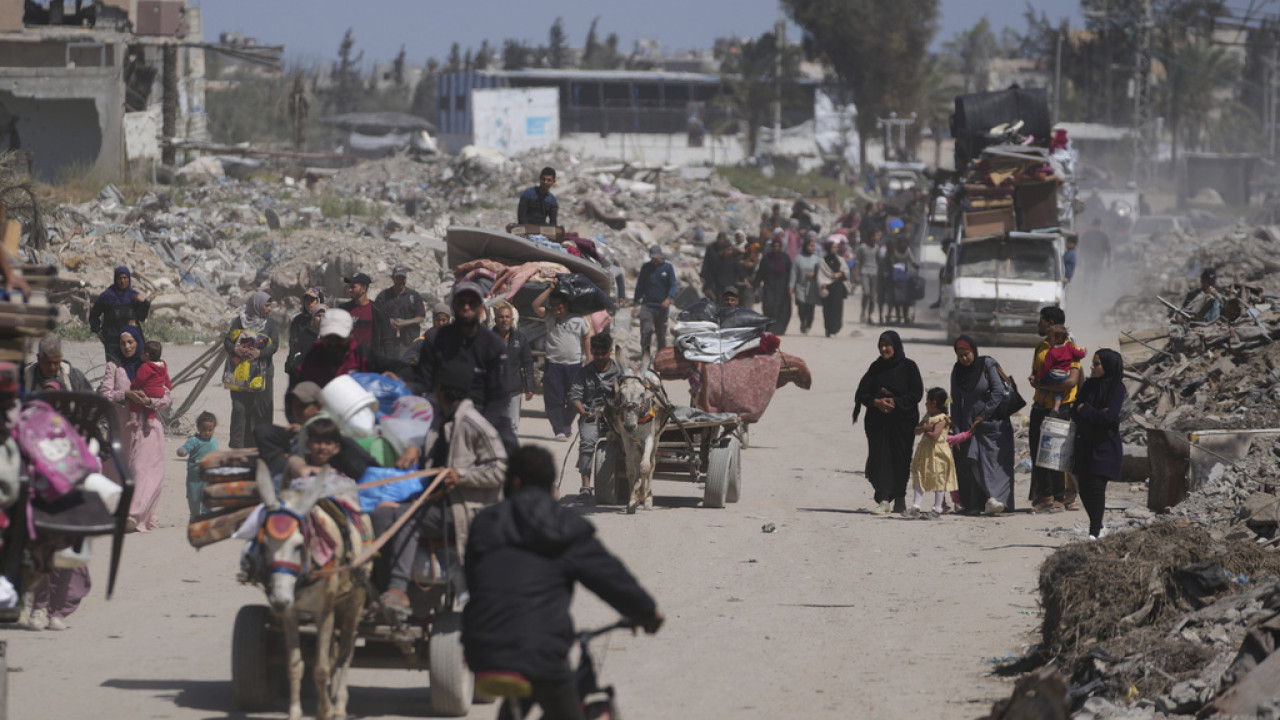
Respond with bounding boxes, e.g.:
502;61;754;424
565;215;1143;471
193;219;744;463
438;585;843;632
462;446;663;720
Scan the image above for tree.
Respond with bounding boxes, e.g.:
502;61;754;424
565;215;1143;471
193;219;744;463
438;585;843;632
920;54;962;167
410;58;440;121
784;0;940;171
1162;35;1240;156
548;17;568;69
716;32;804;157
446;42;462;73
392;45;406;86
583;17;601;66
943;18;999;93
503;39;531;70
464;48;473;72
475;40;494;70
331;28;364;114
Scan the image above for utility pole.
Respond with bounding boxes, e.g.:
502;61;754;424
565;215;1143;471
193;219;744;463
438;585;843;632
773;5;784;161
1131;0;1153;185
1054;31;1063;122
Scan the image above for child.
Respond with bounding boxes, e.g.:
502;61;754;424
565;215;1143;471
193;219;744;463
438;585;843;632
1036;325;1087;414
905;388;958;519
177;411;218;517
284;417;343;488
131;340;172;417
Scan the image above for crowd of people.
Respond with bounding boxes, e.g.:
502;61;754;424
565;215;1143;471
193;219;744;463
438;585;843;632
850;306;1126;541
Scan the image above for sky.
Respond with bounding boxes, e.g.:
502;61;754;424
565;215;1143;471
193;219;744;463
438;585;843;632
198;0;1085;69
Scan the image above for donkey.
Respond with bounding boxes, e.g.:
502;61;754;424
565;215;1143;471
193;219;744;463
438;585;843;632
253;466;369;720
606;370;669;513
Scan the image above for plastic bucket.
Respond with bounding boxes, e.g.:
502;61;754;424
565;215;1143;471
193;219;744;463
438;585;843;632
322;375;378;435
1035;416;1076;472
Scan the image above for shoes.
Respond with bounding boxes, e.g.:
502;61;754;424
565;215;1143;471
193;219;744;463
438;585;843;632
578;486;595;503
125;517;138;533
1063;501;1080;512
47;616;67;631
554;433;569;442
27;607;49;631
901;507;922;519
925;509;941;520
1048;502;1066;514
870;501;892;515
378;588;411;623
983;498;1006;516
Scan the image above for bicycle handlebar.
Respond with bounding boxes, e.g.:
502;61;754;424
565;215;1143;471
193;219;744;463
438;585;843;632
579;618;636;642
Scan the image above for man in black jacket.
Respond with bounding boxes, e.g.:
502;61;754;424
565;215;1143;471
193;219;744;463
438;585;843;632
463;446;662;720
492;303;534;434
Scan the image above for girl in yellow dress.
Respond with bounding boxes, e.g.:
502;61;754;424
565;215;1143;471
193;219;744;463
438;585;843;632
905;388;959;518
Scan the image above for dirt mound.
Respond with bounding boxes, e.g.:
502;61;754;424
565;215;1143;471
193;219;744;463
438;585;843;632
1039;522;1280;697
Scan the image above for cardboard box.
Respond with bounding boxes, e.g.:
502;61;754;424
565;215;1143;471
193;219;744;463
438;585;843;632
1014;179;1059;231
136;0;185;36
963;208;1015;239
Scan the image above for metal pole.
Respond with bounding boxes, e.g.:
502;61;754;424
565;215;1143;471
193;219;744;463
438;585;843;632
1054;32;1063;122
774;8;783;160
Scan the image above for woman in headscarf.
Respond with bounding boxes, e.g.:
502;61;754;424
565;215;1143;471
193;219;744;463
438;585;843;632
949;335;1016;515
286;287;324;386
88;266;150;364
99;326;170;531
1072;349;1126;539
852;331;923;514
790;236;822;334
222;291;278;448
754;232;792;334
818;238;853;337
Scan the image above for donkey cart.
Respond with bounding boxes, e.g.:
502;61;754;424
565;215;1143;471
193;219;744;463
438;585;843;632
592;414;743;509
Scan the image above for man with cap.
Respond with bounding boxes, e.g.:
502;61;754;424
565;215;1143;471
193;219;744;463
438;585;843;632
720;286;741;308
340;272;395;358
23;335;92;394
372;362;507;619
517;166;559;226
295;308;407;390
631;244;678;360
1177;267;1223;323
374;265;427;358
286;288;324;390
414;281;514;448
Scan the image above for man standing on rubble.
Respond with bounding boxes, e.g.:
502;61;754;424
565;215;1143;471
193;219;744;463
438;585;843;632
1176;268;1222;324
341;272;395;358
415;282;514;449
1027;306;1081;513
632;244;678;361
517;166;559;227
374;265;427;358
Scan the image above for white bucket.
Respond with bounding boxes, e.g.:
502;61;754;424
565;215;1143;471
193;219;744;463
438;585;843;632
1035;416;1076;472
322;375;379;436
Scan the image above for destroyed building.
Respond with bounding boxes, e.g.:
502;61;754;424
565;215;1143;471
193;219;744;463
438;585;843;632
0;0;206;181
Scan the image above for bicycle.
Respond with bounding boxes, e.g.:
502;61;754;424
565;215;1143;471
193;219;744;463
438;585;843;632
475;618;633;720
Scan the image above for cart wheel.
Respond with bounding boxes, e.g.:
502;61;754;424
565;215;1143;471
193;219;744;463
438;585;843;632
725;437;743;504
429;611;474;717
593;439;624;505
705;437;739;508
232;604;283;711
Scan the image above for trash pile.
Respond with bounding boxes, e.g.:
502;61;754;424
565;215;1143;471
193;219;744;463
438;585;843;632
28;147;806;339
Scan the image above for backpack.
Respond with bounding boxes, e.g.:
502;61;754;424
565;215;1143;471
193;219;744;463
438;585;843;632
16;400;101;503
988;359;1028;419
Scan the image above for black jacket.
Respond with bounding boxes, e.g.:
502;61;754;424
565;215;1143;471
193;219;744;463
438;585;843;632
499;328;535;396
414;323;510;426
462;490;657;679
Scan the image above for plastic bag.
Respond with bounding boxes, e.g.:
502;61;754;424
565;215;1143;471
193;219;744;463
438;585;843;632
356;466;424;513
717;306;772;331
349;372;412;416
554;273;614;314
391;395;434;424
677;298;719;323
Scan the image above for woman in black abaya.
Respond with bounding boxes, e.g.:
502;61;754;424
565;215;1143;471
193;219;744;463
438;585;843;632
852;331;923;514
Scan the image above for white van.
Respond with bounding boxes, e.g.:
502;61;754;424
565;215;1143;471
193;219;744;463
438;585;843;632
939;231;1066;346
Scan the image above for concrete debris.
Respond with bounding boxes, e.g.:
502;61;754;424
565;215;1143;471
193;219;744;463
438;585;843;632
30;147;818;339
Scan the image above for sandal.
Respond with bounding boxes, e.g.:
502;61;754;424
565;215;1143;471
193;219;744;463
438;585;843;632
378;588;412;623
901;507;922;519
1031;501;1052;514
1047;502;1066;513
924;510;940;520
1063;501;1080;512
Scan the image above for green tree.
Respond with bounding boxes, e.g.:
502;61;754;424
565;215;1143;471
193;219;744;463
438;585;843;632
943;18;999;93
784;0;940;171
464;48;473;72
548;17;568;68
1161;35;1240;156
331;28;364;114
920;54;962;167
392;45;406;85
475;40;494;70
717;32;803;157
583;17;601;67
410;58;440;120
503;39;531;70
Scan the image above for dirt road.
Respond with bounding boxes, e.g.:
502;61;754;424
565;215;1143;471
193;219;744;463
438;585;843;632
5;305;1104;719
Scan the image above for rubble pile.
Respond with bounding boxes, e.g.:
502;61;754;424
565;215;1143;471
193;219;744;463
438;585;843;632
1036;523;1280;718
30;148;806;337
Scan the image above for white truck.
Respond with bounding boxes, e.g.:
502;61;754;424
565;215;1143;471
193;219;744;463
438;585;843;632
939;231;1066;345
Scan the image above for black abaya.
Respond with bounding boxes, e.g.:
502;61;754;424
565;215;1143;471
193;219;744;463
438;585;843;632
755;250;792;334
853;331;923;505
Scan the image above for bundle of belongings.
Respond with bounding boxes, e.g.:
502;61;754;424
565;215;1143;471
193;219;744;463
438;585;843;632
452;260;614;338
652;300;811;423
188;372;437;549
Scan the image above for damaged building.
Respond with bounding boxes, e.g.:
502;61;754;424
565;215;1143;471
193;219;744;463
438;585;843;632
0;0;206;182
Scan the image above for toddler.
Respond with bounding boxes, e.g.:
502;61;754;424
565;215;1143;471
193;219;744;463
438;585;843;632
131;340;172;417
177;411;218;517
1036;325;1086;414
905;388;958;519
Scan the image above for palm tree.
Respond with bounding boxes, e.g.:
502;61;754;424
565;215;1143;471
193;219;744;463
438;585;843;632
1163;35;1239;160
716;32;803;158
